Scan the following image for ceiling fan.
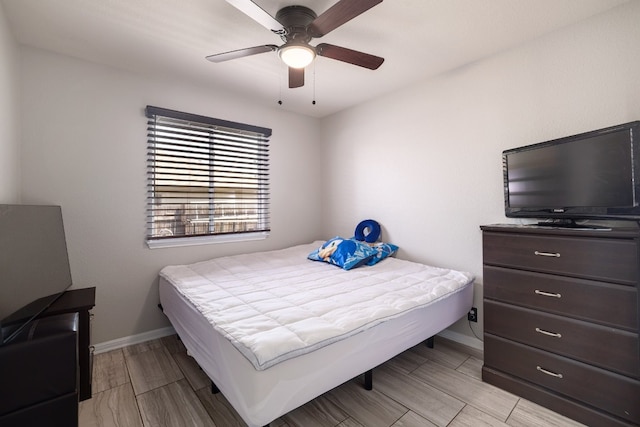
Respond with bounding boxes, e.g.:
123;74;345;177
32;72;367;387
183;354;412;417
206;0;385;88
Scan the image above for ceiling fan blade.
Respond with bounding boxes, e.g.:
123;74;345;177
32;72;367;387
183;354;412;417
308;0;382;38
289;67;304;88
226;0;286;34
316;43;384;70
206;45;278;63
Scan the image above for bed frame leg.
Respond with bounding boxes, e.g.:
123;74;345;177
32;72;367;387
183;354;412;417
211;381;220;394
426;336;434;348
364;369;373;391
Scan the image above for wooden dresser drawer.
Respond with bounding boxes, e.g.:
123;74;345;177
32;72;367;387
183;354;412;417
483;232;638;284
485;300;639;377
484;334;640;424
484;265;638;330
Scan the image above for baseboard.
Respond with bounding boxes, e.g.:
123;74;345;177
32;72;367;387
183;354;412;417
93;326;176;354
437;329;484;354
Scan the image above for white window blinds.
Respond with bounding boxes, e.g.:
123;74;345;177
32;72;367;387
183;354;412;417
146;106;271;246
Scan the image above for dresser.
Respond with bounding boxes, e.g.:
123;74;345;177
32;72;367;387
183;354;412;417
480;225;640;427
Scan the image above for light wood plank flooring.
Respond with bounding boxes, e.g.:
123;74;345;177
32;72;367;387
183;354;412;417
80;336;585;427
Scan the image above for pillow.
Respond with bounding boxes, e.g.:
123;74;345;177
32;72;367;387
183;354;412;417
308;237;378;270
354;219;381;243
367;242;399;266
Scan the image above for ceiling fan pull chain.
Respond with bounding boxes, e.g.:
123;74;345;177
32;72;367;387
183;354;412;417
312;62;317;105
278;61;283;105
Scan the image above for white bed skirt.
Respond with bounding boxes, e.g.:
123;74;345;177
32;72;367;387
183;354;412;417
159;275;473;426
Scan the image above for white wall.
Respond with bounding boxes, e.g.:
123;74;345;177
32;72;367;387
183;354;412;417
320;1;640;344
0;2;20;203
19;48;323;343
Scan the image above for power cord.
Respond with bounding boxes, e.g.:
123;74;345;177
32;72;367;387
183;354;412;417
468;318;483;342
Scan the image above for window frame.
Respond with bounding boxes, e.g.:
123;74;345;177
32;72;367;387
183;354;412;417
145;106;271;249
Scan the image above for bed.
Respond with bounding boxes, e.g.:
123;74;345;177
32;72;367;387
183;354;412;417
158;241;474;427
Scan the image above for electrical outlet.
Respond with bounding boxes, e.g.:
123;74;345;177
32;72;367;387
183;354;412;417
468;307;478;322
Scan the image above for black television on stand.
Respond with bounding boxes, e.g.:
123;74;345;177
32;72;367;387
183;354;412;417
0;205;73;345
502;121;640;228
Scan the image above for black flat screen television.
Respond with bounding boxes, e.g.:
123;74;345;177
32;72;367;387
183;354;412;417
0;205;73;345
503;121;640;225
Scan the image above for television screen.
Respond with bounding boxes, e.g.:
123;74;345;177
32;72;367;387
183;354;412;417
0;205;73;345
503;121;640;222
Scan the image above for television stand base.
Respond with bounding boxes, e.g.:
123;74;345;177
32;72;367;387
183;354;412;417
536;219;611;230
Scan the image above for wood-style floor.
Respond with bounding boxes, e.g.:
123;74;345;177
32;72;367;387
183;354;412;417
79;335;585;427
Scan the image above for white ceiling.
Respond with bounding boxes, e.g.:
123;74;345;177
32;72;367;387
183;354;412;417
1;0;629;118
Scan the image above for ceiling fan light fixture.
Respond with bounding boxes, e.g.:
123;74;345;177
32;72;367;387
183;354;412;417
279;43;316;68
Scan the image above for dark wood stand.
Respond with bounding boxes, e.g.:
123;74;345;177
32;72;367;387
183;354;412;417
0;313;79;427
480;225;639;426
41;287;96;401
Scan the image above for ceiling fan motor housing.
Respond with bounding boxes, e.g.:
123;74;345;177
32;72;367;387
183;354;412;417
275;6;317;43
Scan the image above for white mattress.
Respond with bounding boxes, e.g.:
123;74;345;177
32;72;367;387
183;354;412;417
159;242;474;427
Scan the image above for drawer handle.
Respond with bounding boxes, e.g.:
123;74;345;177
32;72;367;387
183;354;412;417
534;290;562;298
535;327;562;338
536;365;563;379
534;250;560;257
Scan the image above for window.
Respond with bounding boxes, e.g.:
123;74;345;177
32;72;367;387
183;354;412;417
145;106;271;248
